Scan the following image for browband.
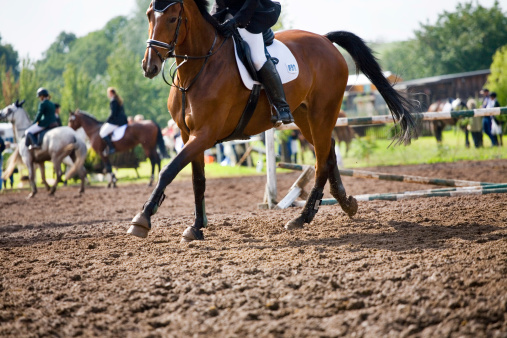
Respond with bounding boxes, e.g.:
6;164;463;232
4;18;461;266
153;0;183;13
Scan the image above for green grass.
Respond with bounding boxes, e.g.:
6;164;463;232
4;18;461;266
340;129;505;168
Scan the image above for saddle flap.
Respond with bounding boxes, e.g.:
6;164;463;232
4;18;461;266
233;38;299;90
111;124;128;142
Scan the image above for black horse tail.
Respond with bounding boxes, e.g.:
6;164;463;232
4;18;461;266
154;122;169;158
325;31;417;145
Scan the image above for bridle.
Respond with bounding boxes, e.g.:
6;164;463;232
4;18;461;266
146;0;185;62
145;0;229;132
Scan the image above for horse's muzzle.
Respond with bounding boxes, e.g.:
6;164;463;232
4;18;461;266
142;58;160;79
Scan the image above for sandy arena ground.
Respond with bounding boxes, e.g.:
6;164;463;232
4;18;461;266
0;159;506;337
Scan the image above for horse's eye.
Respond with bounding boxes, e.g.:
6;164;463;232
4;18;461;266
169;17;178;24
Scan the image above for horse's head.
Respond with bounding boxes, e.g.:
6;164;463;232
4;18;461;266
68;110;82;130
142;0;185;78
0;100;25;123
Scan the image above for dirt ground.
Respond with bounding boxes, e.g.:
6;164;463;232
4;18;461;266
1;159;506;337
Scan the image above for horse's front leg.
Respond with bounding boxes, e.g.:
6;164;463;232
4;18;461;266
128;135;213;239
181;153;207;242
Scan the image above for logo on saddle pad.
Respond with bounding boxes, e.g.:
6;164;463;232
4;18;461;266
233;39;299;90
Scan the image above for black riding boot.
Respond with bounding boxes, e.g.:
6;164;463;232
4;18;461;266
25;133;39;150
101;135;116;156
257;59;294;126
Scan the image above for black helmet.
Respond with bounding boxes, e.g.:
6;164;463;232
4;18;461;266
37;87;49;98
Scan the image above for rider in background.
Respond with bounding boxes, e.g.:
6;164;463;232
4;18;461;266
54;103;63;126
25;88;57;150
100;87;128;156
212;0;294;125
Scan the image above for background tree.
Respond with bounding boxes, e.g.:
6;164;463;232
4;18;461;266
0;35;20;77
380;1;507;80
486;45;507;106
17;59;39;117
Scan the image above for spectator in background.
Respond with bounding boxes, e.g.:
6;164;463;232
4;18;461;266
481;88;497;146
0;135;5;191
480;88;490;108
54;103;63;126
467;98;483;148
488;92;503;146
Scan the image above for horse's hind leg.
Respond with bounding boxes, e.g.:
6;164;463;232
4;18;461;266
49;157;64;195
327;138;358;217
181;153;207;242
38;163;51;191
285;106;331;230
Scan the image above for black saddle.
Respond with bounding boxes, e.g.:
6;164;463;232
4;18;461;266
232;28;276;81
36;122;59;147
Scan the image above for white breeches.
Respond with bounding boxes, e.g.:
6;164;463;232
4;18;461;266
99;123;119;138
238;28;268;71
25;124;44;135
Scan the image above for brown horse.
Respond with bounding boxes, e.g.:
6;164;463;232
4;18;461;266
428;98;467;144
296;111;356;163
69;110;166;187
129;0;416;241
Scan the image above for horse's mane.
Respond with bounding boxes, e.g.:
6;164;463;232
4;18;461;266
76;110;102;124
193;0;220;30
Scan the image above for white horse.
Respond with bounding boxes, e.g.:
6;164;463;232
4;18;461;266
0;101;88;198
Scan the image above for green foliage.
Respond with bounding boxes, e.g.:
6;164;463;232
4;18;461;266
350;135;378;163
486;44;507;106
60;63;93;124
17;59;39;117
380;1;507;80
0;35;19;77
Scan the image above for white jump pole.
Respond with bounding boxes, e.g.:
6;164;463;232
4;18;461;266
265;128;277;208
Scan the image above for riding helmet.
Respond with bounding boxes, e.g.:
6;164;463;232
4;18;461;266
36;87;49;98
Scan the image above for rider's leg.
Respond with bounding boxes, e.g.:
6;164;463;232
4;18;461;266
99;123;118;155
238;28;294;125
25;124;45;150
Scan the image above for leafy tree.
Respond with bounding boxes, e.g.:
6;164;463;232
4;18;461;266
61;63;92;123
36;32;77;90
1;70;18;107
18;59;40;117
0;35;19;77
380;1;507;80
486;45;507;106
416;1;507;75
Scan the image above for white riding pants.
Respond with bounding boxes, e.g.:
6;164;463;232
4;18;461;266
25;124;45;135
99;123;119;138
238;28;268;71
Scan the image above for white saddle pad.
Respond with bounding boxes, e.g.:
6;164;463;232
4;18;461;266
233;39;299;90
111;124;128;142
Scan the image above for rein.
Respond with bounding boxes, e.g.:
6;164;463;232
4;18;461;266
145;1;229;133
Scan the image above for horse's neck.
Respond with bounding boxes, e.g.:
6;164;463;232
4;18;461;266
78;114;102;138
13;109;32;142
173;3;224;79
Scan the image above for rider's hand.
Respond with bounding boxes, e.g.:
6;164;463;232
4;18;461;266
219;19;237;38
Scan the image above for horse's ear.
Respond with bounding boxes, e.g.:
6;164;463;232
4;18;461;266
15;99;19;107
19;100;25;107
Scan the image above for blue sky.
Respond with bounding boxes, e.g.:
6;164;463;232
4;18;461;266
0;0;504;60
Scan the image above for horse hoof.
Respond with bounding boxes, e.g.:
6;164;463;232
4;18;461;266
181;227;204;243
285;217;305;230
128;212;151;238
345;196;358;218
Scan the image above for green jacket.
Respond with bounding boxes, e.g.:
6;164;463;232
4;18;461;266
34;100;57;128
